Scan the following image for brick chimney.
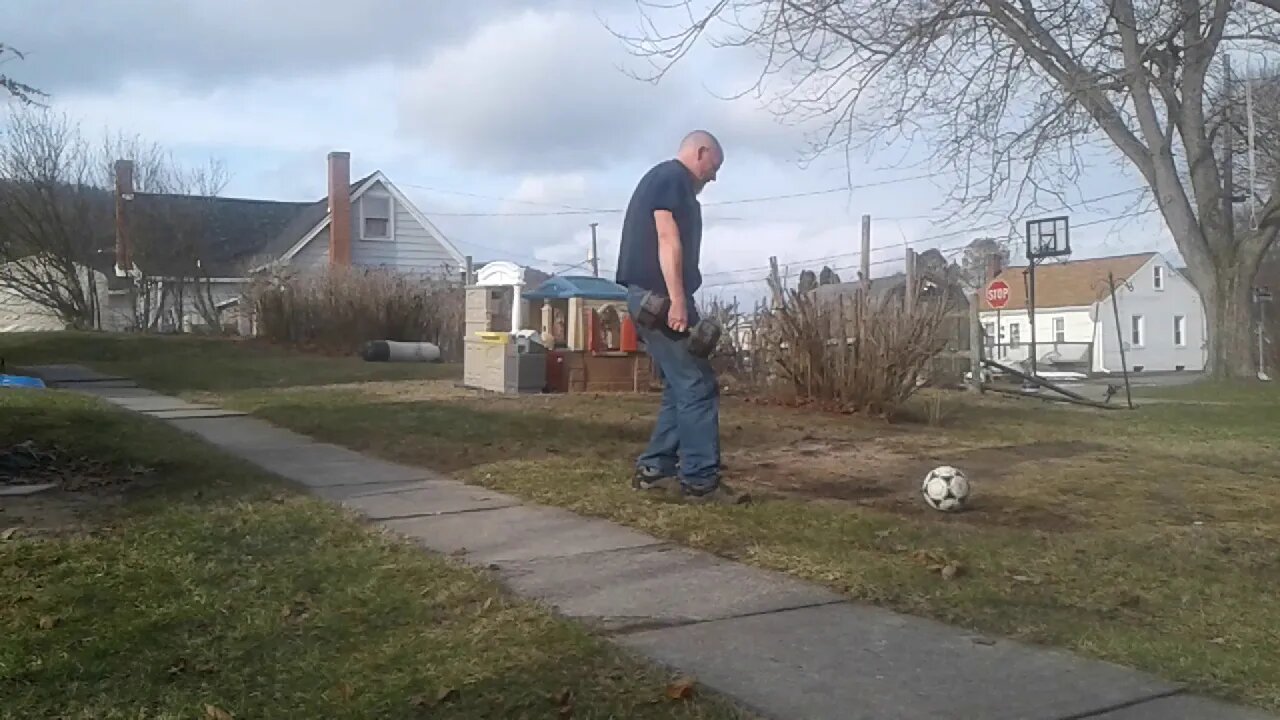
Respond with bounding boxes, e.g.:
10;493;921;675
327;151;352;268
113;159;134;277
985;252;1004;284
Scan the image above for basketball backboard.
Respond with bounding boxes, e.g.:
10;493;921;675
1025;216;1071;261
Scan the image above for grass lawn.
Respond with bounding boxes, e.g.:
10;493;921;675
0;331;460;394
0;388;745;720
6;332;1280;711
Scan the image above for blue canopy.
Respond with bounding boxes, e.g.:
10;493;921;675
523;275;627;301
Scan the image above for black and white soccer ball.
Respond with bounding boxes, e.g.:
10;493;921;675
921;465;970;512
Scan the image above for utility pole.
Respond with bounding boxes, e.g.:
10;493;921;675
904;247;917;316
860;214;871;289
969;285;983;393
589;223;600;277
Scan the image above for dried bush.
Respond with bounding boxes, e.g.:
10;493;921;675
246;267;463;360
756;261;964;415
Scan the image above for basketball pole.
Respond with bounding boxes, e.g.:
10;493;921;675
1024;219;1039;379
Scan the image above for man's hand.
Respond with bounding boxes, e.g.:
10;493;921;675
667;295;689;333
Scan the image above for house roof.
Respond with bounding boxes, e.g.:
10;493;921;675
811;265;969;309
121;172;377;278
812;274;909;306
979;252;1156;311
128;193;318;277
523;275;627;301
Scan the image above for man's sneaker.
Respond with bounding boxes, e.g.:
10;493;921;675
632;467;679;494
682;481;751;505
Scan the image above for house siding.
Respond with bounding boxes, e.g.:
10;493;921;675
352;183;457;276
284;181;459;277
978;306;1094;367
293;227;331;270
1093;255;1206;373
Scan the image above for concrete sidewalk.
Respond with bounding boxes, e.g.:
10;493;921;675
26;365;1274;720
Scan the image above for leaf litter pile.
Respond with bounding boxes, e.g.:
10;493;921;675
0;440;153;492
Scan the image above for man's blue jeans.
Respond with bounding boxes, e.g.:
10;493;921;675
627;286;721;492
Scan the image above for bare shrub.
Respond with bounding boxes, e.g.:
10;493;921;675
756;261;962;416
246;267;463;360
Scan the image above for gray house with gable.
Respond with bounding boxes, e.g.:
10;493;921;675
106;151;466;332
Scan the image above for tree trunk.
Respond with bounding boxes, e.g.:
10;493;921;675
1204;266;1259;379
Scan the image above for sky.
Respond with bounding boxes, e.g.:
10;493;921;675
5;0;1179;303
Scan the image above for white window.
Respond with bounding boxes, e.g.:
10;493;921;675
1153;265;1164;291
983;322;995;346
1130;314;1145;347
1052;317;1065;343
1173;315;1186;347
1008;322;1021;349
360;194;393;240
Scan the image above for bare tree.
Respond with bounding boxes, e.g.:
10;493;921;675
613;0;1280;378
960;237;1012;290
0;109;109;328
0;108;230;332
0;44;46;106
126;158;231;332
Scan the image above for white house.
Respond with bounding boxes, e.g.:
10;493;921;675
103;151;466;332
979;252;1207;374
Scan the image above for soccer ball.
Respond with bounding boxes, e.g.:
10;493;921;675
921;466;970;512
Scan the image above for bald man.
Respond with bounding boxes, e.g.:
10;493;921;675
615;131;749;505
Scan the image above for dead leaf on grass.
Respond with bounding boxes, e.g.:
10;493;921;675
1210;637;1228;645
204;704;233;720
37;615;56;630
336;680;355;701
940;561;963;581
911;549;948;567
551;688;573;706
280;594;312;622
666;676;697;700
0;527;19;541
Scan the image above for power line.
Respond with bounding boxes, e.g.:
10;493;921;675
696;208;1159;290
698;186;1149;280
417;172;947;218
399;181;613;214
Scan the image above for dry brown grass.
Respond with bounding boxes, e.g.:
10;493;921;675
748;261;962;415
246;267;463;359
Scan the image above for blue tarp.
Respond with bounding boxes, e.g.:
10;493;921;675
523;275;627;301
0;375;46;389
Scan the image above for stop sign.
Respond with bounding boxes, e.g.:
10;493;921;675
985;279;1011;309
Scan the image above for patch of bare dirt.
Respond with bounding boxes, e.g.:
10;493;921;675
0;491;128;540
727;437;1104;531
0;441;154;540
1;441;154;491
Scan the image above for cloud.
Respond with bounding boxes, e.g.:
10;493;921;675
6;0;614;94
396;8;810;174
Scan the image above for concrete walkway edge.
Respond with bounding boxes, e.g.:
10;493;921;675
28;365;1274;720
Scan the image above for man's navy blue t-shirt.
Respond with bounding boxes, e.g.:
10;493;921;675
615;159;703;297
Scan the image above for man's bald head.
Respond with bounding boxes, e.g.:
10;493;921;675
680;130;722;156
676;129;723;194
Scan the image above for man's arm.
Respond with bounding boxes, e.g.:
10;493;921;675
654;209;689;332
